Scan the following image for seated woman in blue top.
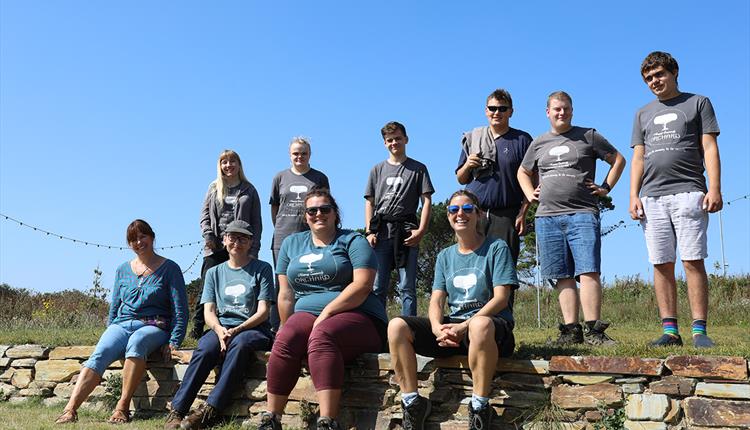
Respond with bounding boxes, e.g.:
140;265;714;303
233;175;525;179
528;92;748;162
56;219;188;425
388;190;519;430
165;220;275;430
258;188;386;430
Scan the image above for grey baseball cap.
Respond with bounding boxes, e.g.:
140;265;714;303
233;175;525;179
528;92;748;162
224;220;254;237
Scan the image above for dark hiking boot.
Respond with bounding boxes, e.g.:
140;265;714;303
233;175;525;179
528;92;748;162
650;333;683;347
551;323;583;345
257;412;282;430
180;403;217;430
164;409;184;430
316;416;342;430
583;320;617;346
692;333;715;348
468;402;493;430
402;395;431;430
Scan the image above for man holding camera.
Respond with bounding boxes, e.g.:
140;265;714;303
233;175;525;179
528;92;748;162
456;88;533;263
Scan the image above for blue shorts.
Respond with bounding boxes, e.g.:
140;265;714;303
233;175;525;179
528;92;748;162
83;319;170;376
536;213;601;282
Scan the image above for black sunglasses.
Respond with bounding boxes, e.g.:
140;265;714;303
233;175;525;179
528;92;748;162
305;205;333;216
447;204;476;214
487;105;511;113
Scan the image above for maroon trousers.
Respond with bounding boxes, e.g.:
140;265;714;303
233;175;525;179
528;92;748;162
266;311;382;394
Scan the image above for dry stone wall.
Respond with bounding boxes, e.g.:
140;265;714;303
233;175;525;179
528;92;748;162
0;344;748;429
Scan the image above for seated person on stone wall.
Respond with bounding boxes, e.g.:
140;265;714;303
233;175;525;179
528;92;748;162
55;219;189;425
388;190;519;430
165;220;274;430
257;188;387;430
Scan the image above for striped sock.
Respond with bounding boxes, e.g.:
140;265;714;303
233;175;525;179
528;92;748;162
692;319;707;337
662;317;679;337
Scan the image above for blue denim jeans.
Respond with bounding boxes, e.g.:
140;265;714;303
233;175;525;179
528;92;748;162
372;238;418;316
83;319;170;376
536;213;601;282
171;327;272;413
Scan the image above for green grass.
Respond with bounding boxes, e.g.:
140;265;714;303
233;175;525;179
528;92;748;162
1;275;748;357
0;398;269;430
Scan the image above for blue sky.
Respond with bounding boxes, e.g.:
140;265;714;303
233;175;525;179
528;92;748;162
1;1;748;293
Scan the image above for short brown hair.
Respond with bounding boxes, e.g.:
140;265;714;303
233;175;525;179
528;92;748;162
486;89;513;108
126;219;155;244
303;188;342;228
380;121;408;139
547;90;573;108
641;51;679;78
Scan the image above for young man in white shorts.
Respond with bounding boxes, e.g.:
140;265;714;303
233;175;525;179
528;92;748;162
630;51;722;348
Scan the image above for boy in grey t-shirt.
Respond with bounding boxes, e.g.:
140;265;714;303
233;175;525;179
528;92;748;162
518;91;626;346
364;121;434;316
630;51;722;348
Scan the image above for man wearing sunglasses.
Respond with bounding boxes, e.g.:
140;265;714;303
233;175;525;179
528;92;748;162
518;91;626;346
365;121;434;316
456;89;533;263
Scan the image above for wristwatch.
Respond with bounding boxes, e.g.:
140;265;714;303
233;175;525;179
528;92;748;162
600;182;611;192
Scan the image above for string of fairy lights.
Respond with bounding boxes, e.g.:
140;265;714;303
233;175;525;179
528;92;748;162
0;213;203;275
1;194;747;276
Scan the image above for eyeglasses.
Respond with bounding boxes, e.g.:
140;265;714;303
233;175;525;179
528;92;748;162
226;234;250;244
447;204;476;214
487;105;511;113
305;205;333;216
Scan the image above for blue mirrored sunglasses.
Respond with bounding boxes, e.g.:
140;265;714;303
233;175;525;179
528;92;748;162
447;204;476;214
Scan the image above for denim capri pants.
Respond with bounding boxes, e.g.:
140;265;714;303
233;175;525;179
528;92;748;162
83;319;170;376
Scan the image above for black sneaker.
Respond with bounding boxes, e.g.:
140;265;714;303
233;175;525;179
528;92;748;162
257;412;282;430
583;320;617;346
316;416;342;430
650;333;683;347
468;402;493;430
402;395;431;430
551;323;583;345
692;333;715;348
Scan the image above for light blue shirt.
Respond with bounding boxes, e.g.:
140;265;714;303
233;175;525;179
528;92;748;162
201;259;274;328
433;238;518;324
276;229;386;323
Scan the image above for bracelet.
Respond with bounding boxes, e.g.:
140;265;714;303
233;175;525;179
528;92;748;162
600;182;611;191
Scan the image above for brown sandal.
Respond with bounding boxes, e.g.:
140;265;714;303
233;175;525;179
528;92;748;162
55;409;78;424
107;409;131;424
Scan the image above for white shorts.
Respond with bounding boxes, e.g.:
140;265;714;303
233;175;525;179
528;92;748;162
641;191;708;265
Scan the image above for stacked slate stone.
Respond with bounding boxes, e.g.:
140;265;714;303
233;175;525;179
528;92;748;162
1;344;749;429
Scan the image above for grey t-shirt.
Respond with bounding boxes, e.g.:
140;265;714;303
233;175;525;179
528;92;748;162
521;126;617;216
364;157;434;226
631;93;720;197
269;168;329;250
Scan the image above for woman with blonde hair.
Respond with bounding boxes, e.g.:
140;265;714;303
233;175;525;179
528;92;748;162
192;149;262;339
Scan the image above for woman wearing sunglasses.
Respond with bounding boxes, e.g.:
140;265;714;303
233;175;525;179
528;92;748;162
257;188;386;430
387;190;519;430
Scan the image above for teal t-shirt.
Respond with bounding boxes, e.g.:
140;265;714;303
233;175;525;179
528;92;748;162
276;229;386;323
200;259;275;328
433;238;519;324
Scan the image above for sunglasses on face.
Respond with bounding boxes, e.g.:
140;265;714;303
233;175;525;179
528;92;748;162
487;105;511;113
447;203;476;214
305;205;333;216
